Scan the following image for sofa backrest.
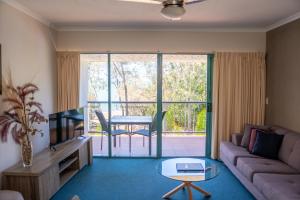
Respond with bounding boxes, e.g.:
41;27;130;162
287;140;300;172
272;126;300;172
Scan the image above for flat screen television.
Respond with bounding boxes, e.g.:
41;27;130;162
49;107;84;147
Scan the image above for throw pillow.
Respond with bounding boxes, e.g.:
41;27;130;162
248;129;268;152
251;130;284;159
248;129;258;152
241;124;270;147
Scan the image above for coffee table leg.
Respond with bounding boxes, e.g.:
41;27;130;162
190;183;211;197
162;183;186;199
186;184;193;200
162;182;211;199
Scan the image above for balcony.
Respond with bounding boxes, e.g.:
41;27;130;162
88;101;206;157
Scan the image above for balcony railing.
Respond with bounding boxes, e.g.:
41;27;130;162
88;101;207;135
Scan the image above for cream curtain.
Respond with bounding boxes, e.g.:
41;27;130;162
211;52;266;159
57;52;80;112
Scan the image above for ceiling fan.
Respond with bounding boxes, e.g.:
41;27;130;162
118;0;207;20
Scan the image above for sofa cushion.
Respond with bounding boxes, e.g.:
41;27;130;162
288;140;300;172
271;126;289;135
278;132;300;165
248;128;258;152
251;131;284;159
241;124;270;147
236;157;298;182
253;173;300;200
220;142;259;165
231;133;243;146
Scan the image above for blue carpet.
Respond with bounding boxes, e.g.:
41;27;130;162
51;158;254;200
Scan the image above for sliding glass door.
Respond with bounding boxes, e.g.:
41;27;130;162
81;54;109;156
82;53;211;158
110;54;157;157
162;55;208;156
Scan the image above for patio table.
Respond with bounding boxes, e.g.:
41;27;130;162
111;115;153;155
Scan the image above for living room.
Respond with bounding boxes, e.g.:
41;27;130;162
0;0;299;200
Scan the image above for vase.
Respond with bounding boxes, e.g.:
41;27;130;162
21;138;33;168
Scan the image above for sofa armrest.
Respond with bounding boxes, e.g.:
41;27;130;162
231;133;243;146
0;190;24;200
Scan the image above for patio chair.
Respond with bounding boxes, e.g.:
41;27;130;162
95;110;128;150
133;111;167;146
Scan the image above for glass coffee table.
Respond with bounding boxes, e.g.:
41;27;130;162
159;158;219;199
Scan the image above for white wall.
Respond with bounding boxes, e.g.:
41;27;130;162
57;30;266;52
0;2;56;186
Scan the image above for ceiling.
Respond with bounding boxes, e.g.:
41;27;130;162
8;0;300;30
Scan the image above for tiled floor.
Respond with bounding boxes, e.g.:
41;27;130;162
90;134;206;157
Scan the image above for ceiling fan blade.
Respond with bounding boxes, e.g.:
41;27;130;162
185;0;207;5
118;0;162;4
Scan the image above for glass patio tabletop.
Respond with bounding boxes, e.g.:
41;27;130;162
111;115;152;125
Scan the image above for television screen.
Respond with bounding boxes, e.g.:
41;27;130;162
49;107;84;146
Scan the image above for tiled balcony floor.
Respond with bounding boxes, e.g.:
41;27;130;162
90;134;206;157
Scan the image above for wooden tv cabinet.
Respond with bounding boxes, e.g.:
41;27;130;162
2;136;93;200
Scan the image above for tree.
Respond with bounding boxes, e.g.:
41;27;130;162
87;62;107;101
112;62;131;115
196;107;206;132
162;58;207;132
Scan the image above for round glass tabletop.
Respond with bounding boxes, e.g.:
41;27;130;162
159;158;219;182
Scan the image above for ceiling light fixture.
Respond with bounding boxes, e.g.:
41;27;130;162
161;1;186;20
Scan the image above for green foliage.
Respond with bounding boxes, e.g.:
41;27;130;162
165;105;184;131
162;59;207;132
196;107;206;132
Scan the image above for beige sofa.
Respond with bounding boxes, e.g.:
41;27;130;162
220;126;300;200
0;190;24;200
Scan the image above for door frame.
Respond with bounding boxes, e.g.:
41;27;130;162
83;52;214;158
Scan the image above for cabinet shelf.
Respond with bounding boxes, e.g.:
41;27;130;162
59;157;79;173
2;136;93;200
60;169;79;187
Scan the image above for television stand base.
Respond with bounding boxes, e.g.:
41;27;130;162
2;136;93;200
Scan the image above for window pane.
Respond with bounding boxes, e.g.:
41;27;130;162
81;54;108;102
110;54;157;157
163;55;207;102
81;54;108;156
111;54;157;102
162;55;207;157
